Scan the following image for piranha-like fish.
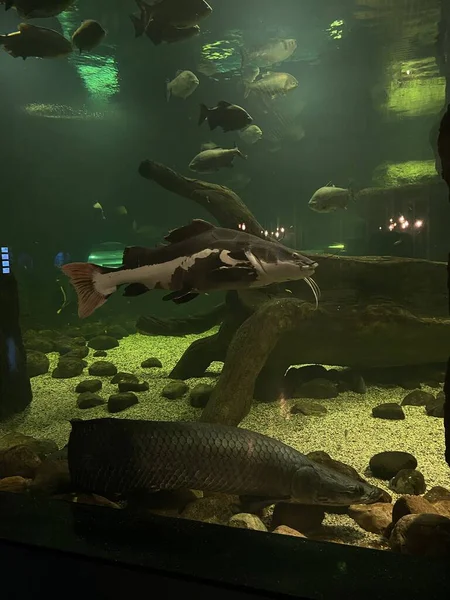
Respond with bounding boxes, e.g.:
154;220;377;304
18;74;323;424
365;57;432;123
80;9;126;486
244;71;299;100
241;38;298;69
72;20;106;53
1;0;74;18
308;185;354;213
199;101;253;132
238;124;263;145
189;145;246;173
133;0;212;30
167;70;199;101
61;219;319;318
0;23;73;59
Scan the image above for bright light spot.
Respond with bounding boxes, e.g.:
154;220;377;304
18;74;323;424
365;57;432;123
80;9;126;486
275;231;280;238
398;215;405;223
389;218;394;223
406;69;411;75
388;223;396;231
264;230;269;237
414;219;423;228
280;227;285;234
401;220;409;229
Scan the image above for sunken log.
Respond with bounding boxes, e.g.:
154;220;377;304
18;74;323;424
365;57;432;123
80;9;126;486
200;299;316;426
137;303;227;337
138;160;264;235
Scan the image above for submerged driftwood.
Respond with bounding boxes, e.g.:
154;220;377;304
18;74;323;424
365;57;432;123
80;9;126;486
138;159;450;423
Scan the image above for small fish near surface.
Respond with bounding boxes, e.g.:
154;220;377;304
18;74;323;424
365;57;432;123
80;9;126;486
0;0;75;18
61;218;320;318
167;70;199;101
133;0;212;30
199;100;253;132
238;124;263;145
308;185;354;213
244;71;299;100
72;20;106;53
0;23;73;59
189;145;246;173
241;38;298;69
145;20;200;45
68;418;384;507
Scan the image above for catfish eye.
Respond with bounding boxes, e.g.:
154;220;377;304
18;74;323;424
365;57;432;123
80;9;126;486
292;252;300;259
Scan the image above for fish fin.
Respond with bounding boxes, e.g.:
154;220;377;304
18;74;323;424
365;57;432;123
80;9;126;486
172;292;200;304
129;13;145;37
233;142;247;160
122;246;158;269
60;263;112;319
123;283;149;297
198;103;209;126
217;100;232;107
166;79;171;102
207;265;258;284
226;249;249;262
164;219;215;244
146;22;162;45
239;495;291;512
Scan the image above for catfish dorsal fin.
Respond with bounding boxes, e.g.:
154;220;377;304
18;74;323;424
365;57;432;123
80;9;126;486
164;219;215;244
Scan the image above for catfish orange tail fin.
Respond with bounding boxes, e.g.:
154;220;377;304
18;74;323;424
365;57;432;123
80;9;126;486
61;262;111;319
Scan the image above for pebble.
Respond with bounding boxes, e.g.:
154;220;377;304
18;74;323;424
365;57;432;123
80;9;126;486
389;469;426;495
369;451;417;479
141;357;163;368
401;390;435;406
425;394;444;418
105;325;128;340
189;384;214;408
111;372;138;384
64;346;89;360
424;486;450;503
272;525;306;537
26;350;50;377
392;495;439;525
290;400;328;416
390;513;450;556
88;335;119;351
372;403;405;420
348;503;393;534
0;476;31;493
0;445;41;478
77;392;105;409
108;392;139;413
89;361;118;377
118;381;149;393
162;381;189;399
75;379;102;393
228;513;267;531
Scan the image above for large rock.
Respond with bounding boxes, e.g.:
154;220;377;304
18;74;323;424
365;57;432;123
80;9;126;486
392;495;439;525
76;379;102;393
401;390;434;406
272;525;306;537
424;486;450;503
0;476;31;493
88;336;119;351
89;361;118;377
296;378;338;399
372;403;405;420
348;503;393;534
190;384;214;408
389;469;426;495
425;393;445;417
111;372;138;384
162;381;189;399
108;392;138;413
141;357;163;368
77;392;105;409
52;358;85;378
118;381;149;393
390;513;450;556
369;451;417;479
0;445;41;478
105;325;128;340
228;513;267;531
25;337;54;353
290;400;328;416
26;351;49;377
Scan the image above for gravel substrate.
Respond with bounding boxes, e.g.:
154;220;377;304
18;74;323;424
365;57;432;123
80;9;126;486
1;329;448;548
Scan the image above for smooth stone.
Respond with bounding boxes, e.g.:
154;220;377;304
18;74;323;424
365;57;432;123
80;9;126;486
0;446;41;478
401;390;434;406
290;400;328;416
75;379;102;393
141;357;163;368
93;350;107;358
26;351;50;377
118;381;149;393
162;381;189;400
108;392;138;413
392;495;439;526
389;469;426;495
272;525;306;537
89;361;118;377
372;403;405;420
25;337;54;353
52;358;85;378
369;451;417;480
348;503;393;534
424;486;450;504
390;513;450;556
425;395;444;418
228;513;267;531
399;380;422;390
189;384;214;408
88;335;119;351
111;372;139;384
105;325;128;340
64;346;89;360
77;392;105;409
0;476;31;493
296;378;338;399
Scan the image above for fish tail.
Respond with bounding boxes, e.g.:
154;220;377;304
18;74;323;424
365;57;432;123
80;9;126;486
198;103;209;127
61;262;114;319
129;13;145;37
233;142;247;160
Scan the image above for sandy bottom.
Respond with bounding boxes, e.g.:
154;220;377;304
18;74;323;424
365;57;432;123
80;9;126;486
1;330;448;548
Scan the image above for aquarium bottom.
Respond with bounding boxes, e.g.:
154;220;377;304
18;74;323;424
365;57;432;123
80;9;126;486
0;492;448;600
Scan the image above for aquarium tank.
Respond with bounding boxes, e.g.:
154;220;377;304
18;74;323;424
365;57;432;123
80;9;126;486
1;0;450;593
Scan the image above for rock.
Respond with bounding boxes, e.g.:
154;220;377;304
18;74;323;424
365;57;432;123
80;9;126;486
105;325;128;340
93;350;107;358
401;390;434;406
271;503;324;534
181;497;235;524
190;384;214;408
31;459;70;495
435;501;450;518
389;469;426;495
285;365;329;392
348;503;393;534
307;451;366;483
0;476;31;493
162;380;189;399
0;432;35;451
89;361;118;377
118;381;149;393
369;451;417;479
392;495;439;525
108;392;139;413
372;403;405;420
340;370;367;394
141;357;163;368
228;513;267;531
53;337;77;355
390;513;450;556
25;337;54;353
0;433;57;459
26;350;50;377
75;379;102;393
64;346;89;360
0;445;41;478
77;392;105;409
71;336;87;347
80;323;104;340
272;525;306;537
424;486;450;503
296;378;338;399
399;380;422;390
425;395;445;418
52;358;85;378
111;372;139;384
290;401;328;416
88;335;119;351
